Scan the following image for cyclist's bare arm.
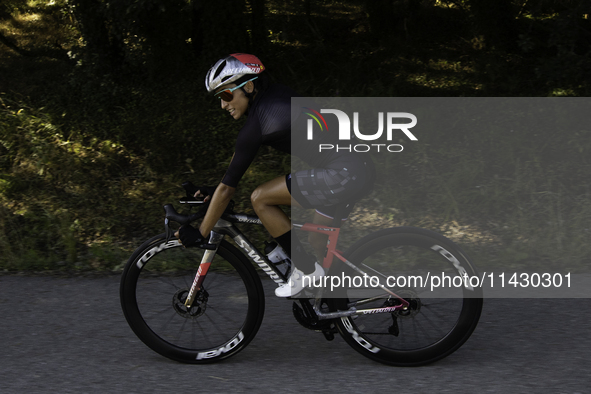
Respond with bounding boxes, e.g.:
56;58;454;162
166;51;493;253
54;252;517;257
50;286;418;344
198;182;235;236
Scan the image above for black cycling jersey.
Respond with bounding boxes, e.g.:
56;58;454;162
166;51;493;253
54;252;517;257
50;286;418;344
222;84;346;187
222;84;293;187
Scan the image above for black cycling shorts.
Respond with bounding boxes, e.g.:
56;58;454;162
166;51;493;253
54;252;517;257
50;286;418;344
287;158;375;220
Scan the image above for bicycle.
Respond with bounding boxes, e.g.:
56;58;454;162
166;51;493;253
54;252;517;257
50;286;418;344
120;182;483;366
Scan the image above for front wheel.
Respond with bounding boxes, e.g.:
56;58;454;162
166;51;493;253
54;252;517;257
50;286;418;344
120;234;265;363
330;227;483;366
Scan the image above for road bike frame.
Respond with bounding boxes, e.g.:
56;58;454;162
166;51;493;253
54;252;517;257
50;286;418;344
168;201;410;320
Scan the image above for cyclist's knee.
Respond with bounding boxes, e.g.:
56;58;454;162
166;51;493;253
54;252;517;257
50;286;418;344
250;186;265;210
251;178;291;213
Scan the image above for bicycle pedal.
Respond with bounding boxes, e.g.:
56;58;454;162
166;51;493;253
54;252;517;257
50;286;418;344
322;330;335;341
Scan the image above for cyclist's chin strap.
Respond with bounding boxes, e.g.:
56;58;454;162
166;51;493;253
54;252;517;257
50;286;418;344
243;89;258;115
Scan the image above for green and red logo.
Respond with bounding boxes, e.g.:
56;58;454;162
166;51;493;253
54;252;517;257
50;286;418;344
303;107;329;137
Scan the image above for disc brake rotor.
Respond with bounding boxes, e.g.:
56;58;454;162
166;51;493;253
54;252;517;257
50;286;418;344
172;288;208;318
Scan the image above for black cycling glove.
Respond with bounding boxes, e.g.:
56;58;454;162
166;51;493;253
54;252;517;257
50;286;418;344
196;186;217;198
178;225;210;248
182;182;217;199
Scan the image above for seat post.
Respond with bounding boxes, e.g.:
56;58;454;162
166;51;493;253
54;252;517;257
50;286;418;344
331;204;350;228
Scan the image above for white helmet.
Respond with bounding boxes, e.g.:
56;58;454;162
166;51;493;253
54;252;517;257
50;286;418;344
205;53;265;93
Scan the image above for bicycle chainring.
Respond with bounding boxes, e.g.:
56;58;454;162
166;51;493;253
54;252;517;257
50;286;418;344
292;300;336;338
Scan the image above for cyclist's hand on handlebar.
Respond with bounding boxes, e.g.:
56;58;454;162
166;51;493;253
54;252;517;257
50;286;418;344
195;186;217;202
175;224;210;248
182;182;217;202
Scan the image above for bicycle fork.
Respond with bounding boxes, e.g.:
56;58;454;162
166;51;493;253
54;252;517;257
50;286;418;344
183;232;224;308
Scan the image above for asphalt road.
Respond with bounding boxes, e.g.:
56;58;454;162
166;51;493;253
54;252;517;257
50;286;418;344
1;274;589;393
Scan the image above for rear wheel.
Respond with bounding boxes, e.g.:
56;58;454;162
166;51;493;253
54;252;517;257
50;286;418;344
120;234;265;363
330;227;483;366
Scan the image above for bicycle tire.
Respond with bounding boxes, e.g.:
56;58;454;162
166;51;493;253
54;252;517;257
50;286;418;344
329;227;483;366
120;234;265;363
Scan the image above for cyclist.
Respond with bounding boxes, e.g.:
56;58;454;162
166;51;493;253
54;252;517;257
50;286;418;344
177;53;375;297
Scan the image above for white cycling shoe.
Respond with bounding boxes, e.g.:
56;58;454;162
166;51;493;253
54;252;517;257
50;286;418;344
275;262;324;298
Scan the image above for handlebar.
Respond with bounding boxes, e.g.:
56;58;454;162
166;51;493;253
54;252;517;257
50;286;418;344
161;181;210;227
163;204;206;226
163;202;216;250
163;181;246;239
